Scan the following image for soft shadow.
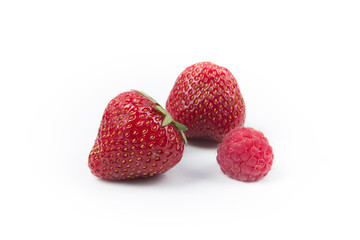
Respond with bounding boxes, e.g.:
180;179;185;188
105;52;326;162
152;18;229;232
188;138;219;149
97;174;167;186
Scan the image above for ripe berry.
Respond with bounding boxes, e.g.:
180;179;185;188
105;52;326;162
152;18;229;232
88;90;187;180
166;62;245;142
216;127;273;182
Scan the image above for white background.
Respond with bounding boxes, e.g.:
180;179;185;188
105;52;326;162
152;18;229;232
1;0;359;239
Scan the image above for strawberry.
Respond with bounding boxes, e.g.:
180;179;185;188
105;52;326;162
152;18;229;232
166;62;246;142
88;90;187;181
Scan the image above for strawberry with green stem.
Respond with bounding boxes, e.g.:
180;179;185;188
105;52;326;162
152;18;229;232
88;90;187;180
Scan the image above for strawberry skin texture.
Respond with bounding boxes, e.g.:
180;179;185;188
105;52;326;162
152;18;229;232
217;127;273;182
166;62;245;142
88;91;185;180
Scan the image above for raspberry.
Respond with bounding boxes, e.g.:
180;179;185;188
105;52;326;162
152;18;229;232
216;127;274;182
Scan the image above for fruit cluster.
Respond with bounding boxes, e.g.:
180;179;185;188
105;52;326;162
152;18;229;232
89;62;273;182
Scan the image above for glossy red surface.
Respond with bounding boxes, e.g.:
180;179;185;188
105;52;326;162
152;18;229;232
88;91;185;180
166;62;245;142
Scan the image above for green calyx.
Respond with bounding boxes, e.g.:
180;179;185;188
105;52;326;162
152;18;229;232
133;90;188;146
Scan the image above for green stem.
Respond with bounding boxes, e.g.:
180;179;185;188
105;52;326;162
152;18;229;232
133;90;188;146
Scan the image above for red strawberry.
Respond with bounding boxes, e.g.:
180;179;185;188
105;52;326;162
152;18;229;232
88;90;187;181
166;62;245;142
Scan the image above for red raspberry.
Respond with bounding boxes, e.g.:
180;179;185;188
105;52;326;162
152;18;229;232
216;127;274;182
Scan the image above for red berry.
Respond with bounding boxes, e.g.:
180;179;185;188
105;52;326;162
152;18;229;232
88;90;187;181
166;62;246;142
216;127;274;182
